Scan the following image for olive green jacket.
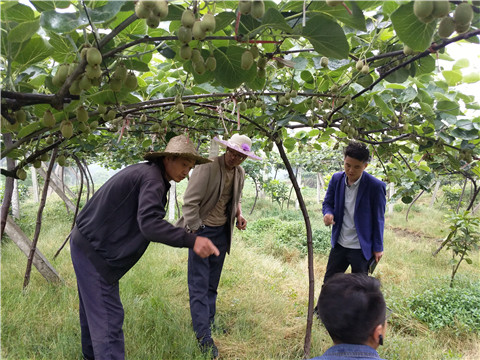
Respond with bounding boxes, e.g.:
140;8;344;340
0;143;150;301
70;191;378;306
176;155;245;253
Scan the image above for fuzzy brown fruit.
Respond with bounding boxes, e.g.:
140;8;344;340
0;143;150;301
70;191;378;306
239;1;252;15
16;168;27;181
454;3;473;25
125;72;138;90
200;13;215;33
180;44;192;60
438;16;455;38
192;21;206;40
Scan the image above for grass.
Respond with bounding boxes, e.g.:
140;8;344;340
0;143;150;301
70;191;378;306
1;180;480;359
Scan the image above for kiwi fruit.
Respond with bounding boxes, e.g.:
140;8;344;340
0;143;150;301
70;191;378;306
257;57;267;69
125;72;138;90
431;0;450;18
454;3;473;25
146;14;161;28
438;16;455;38
69;79;81;95
193;59;206;75
356;59;364;71
403;45;414;56
152;0;168;19
60;120;73;139
239;1;252;15
251;1;265;19
180;44;193;60
241;50;254;70
86;47;102;66
250;45;259;59
455;21;470;34
56;63;69;84
178;26;192;44
181;9;196;28
320;56;329;68
78;75;92;91
201;13;215;33
43;110;56;127
16;168;27;181
257;67;266;78
15;110;26;123
135;1;151;19
110;78;123;92
57;155;66;167
76;106;88;123
192;21;206;40
206;55;217;71
413;1;433;19
85;64;102;79
113;63;127;81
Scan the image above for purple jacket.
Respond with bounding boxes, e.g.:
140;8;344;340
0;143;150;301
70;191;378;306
322;171;386;261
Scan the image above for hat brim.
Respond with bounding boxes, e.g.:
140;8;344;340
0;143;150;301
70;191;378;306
213;136;262;161
143;151;212;164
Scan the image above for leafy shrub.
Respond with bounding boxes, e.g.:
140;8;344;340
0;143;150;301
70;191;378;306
242;218;330;256
407;284;480;332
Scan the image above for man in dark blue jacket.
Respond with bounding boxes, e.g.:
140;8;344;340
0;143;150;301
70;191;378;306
70;135;219;360
321;141;386;284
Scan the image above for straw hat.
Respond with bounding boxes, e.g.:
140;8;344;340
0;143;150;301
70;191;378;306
144;135;211;164
213;134;261;160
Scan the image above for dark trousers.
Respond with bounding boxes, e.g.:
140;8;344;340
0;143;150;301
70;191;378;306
323;243;369;284
70;238;125;360
188;225;228;340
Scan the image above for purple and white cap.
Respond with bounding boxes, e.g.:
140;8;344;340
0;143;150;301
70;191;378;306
213;134;261;160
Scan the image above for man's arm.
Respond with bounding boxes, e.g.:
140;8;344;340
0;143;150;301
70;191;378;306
372;180;387;259
235;202;247;230
322;174;338;226
182;164;211;231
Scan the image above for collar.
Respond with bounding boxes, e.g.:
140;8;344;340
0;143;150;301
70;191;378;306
344;173;363;187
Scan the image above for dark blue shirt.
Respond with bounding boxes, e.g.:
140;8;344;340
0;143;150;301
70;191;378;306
308;343;386;360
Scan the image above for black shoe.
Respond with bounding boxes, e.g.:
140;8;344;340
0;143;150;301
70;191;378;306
199;337;219;359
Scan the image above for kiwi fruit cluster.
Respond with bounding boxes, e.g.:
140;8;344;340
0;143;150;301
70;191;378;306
135;0;168;29
413;0;474;38
109;62;138;92
238;0;265;18
339;120;359;138
57;45;103;96
355;59;370;74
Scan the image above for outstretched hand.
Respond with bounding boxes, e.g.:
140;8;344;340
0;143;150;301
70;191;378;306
193;236;220;258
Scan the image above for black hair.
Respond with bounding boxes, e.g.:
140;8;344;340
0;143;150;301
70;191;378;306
344;141;370;163
317;273;386;345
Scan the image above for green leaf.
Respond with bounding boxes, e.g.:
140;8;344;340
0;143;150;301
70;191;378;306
451;128;479;140
436;100;461;116
416;55;436;75
385;66;410;84
48;31;78;63
397;87;418;103
284;137;296;152
12;36;52;71
7;19;40;44
261;8;292;33
213;46;257;89
302;14;349;59
1;3;36;23
215;12;236;33
452;58;470;70
124;59;150;72
373;94;394;115
30;1;70;12
391;2;437;52
18;121;43;138
463;72;480;84
442;70;463;86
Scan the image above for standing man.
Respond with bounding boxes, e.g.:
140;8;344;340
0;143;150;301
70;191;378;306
70;135;219;360
321;141;386;284
177;134;261;358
